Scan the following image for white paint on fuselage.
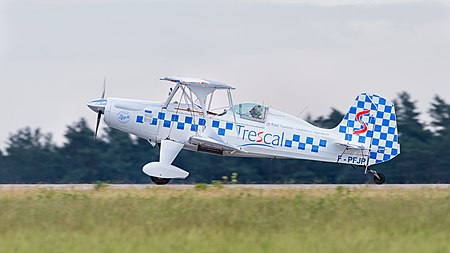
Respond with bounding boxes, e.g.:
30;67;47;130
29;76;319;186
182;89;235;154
104;98;365;165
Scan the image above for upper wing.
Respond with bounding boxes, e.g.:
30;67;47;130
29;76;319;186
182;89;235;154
160;76;235;90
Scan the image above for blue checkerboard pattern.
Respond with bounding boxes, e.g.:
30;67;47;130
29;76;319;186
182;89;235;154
137;111;207;132
136;110;153;124
337;93;400;165
136;111;233;135
211;120;234;136
284;134;328;153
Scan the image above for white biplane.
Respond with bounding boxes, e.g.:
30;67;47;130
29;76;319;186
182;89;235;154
87;76;400;185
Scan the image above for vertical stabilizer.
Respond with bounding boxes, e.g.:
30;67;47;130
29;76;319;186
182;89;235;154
334;93;400;165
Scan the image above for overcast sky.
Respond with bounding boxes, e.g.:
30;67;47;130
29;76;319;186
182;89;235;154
1;0;450;148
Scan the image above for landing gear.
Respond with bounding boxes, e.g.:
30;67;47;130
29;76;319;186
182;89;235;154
150;176;171;185
365;167;385;185
373;172;385;185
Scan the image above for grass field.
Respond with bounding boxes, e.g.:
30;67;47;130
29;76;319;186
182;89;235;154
0;186;449;253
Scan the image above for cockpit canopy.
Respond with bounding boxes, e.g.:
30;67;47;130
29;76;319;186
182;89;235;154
231;103;268;122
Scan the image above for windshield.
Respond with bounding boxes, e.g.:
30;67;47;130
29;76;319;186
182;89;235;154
231;103;268;122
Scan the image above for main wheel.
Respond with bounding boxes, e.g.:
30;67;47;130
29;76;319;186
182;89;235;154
373;173;385;185
150;176;171;185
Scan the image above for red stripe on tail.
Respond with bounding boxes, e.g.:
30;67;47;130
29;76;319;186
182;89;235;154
353;109;371;135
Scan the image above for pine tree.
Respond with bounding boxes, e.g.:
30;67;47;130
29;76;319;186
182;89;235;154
59;118;108;182
429;95;450;136
313;108;344;129
394;92;432;142
428;96;450;181
390;92;433;182
1;128;60;183
102;127;157;183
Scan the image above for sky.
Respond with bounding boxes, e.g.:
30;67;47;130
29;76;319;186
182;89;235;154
1;0;450;148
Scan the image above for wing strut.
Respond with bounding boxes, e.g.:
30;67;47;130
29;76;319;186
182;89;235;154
227;89;239;137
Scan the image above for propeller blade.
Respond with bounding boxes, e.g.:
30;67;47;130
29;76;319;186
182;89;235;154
94;111;102;140
101;76;106;99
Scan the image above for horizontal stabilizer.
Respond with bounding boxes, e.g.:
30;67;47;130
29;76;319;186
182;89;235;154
335;140;369;151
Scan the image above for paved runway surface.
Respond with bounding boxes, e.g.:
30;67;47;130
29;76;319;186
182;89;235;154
0;184;448;190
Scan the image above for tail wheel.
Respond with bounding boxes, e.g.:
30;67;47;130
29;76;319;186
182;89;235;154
373;173;385;185
150;176;171;185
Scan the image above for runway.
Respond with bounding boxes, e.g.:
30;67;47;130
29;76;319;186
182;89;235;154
0;184;448;190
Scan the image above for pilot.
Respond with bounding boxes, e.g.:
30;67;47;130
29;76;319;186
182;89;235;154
250;105;263;119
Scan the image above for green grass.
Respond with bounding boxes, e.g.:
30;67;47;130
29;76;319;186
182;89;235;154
0;187;449;253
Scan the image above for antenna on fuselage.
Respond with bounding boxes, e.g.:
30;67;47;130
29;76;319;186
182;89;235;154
297;106;309;118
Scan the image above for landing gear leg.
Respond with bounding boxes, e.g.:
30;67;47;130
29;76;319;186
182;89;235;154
365;167;385;185
150;176;171;185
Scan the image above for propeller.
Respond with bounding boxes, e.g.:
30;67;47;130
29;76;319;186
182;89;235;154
101;76;106;99
94;110;102;140
91;76;107;140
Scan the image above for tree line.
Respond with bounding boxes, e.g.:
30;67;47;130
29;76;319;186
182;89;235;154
0;91;449;184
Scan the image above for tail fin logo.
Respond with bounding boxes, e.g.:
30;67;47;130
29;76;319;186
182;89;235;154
353;109;371;135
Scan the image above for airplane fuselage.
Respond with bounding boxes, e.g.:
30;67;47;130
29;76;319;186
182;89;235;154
87;76;399;185
104;98;368;166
